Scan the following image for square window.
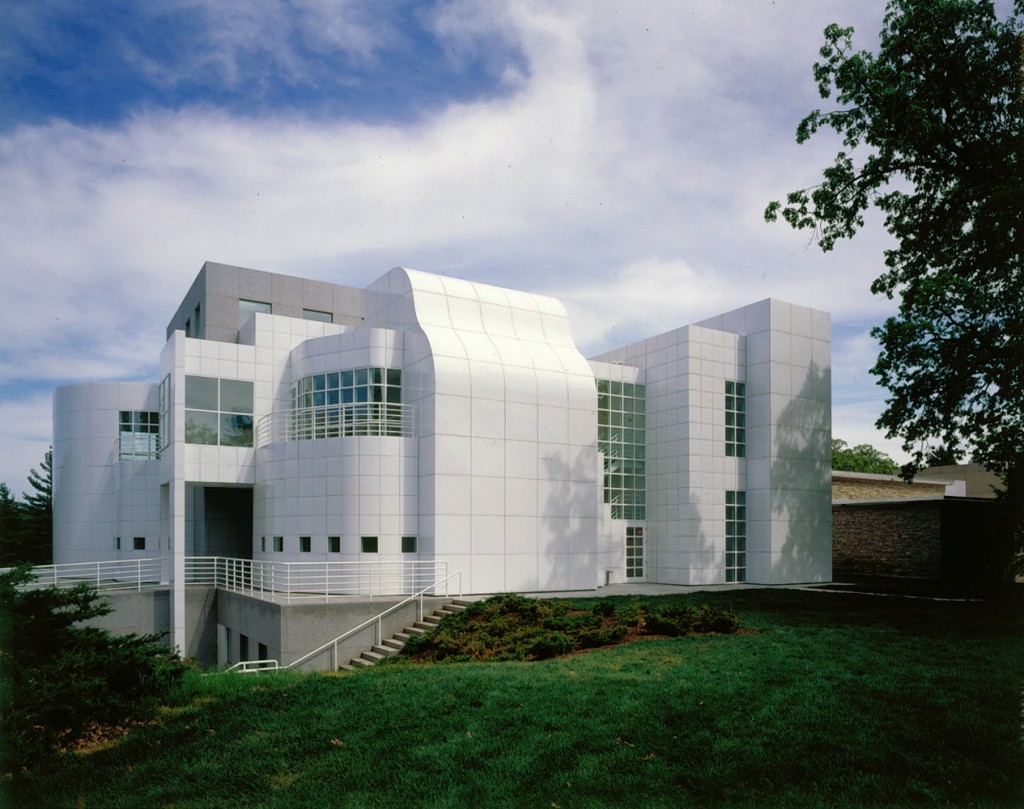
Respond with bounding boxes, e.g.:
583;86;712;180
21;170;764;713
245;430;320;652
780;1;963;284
328;536;341;553
273;536;284;553
361;536;378;554
220;414;253;447
185;375;219;410
185;410;219;444
299;536;311;553
401;536;417;553
133;536;145;551
220;379;254;414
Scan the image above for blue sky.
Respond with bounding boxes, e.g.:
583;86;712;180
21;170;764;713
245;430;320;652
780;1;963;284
0;0;920;492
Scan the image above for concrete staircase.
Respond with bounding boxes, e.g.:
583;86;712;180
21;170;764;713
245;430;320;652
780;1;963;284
341;599;472;670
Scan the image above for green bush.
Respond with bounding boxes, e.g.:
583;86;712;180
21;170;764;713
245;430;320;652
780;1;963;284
644;604;741;636
0;565;190;773
389;594;742;664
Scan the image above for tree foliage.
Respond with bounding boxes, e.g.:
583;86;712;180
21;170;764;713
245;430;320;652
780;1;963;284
767;1;1024;568
831;438;899;475
0;565;188;774
0;449;53;566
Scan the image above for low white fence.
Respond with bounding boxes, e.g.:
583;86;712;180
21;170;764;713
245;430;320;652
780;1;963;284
12;557;451;602
186;557;450;602
10;557;165;592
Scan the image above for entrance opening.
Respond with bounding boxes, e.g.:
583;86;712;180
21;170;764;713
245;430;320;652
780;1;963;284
187;485;254;559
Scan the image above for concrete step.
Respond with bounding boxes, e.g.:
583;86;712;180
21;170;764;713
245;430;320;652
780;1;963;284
349;657;375;668
381;637;405;651
405;625;428;637
359;650;386;664
412;621;437;631
421;614;442;625
371;644;398;657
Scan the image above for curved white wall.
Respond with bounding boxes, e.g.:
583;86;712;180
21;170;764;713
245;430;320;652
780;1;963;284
53;381;161;563
366;267;601;593
253;327;417;563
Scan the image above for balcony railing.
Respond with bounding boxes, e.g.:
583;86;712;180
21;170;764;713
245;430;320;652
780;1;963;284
255;403;413;447
11;557;450;602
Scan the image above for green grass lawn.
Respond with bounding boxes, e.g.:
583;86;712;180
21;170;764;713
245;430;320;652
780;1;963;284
7;588;1024;808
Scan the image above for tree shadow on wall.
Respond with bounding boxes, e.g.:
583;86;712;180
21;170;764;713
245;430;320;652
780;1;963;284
769;362;832;584
538;445;601;591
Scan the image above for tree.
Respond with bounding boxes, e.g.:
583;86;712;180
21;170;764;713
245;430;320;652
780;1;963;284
0;483;24;566
0;565;188;773
766;0;1024;575
832;438;899;474
19;448;52;565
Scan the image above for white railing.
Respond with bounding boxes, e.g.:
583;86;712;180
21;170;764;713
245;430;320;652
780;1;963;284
11;558;165;591
282;569;463;672
115;434;161;461
13;557;450;602
185;557;449;602
256;403;413;447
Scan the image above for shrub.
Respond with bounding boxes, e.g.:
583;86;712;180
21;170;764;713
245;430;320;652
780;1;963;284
391;594;743;664
525;631;574;659
0;565;190;773
645;604;741;636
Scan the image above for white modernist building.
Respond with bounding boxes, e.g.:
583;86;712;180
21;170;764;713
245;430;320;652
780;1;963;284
53;262;832;650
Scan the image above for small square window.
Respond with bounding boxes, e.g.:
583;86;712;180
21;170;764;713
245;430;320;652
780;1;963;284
273;536;284;553
133;536;145;551
299;536;311;553
328;536;341;553
361;536;378;554
401;535;417;553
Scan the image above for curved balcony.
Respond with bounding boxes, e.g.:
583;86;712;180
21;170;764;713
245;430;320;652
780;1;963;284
256;403;413;447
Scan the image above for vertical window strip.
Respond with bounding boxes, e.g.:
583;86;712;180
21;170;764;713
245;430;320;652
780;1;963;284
725;380;746;458
725;490;747;582
597;378;646;520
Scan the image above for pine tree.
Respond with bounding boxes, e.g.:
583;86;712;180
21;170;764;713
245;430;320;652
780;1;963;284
0;483;25;566
19;449;52;565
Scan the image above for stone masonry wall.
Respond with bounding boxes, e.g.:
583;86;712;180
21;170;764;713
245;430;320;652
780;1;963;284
832;500;942;579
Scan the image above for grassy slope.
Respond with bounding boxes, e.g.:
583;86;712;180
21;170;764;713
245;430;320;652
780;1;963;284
8;588;1024;809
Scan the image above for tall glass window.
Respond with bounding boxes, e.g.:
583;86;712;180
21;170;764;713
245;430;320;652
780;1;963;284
725;381;746;458
119;411;160;459
290;368;405;438
185;376;254;447
726;490;747;583
159;375;170;450
597;379;646;520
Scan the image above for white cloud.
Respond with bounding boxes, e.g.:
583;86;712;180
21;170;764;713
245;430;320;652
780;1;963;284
0;0;909;488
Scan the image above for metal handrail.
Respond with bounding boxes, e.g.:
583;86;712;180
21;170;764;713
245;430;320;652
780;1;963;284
283;570;463;672
10;558;165;591
255;403;413;447
224;659;281;674
15;557;447;601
